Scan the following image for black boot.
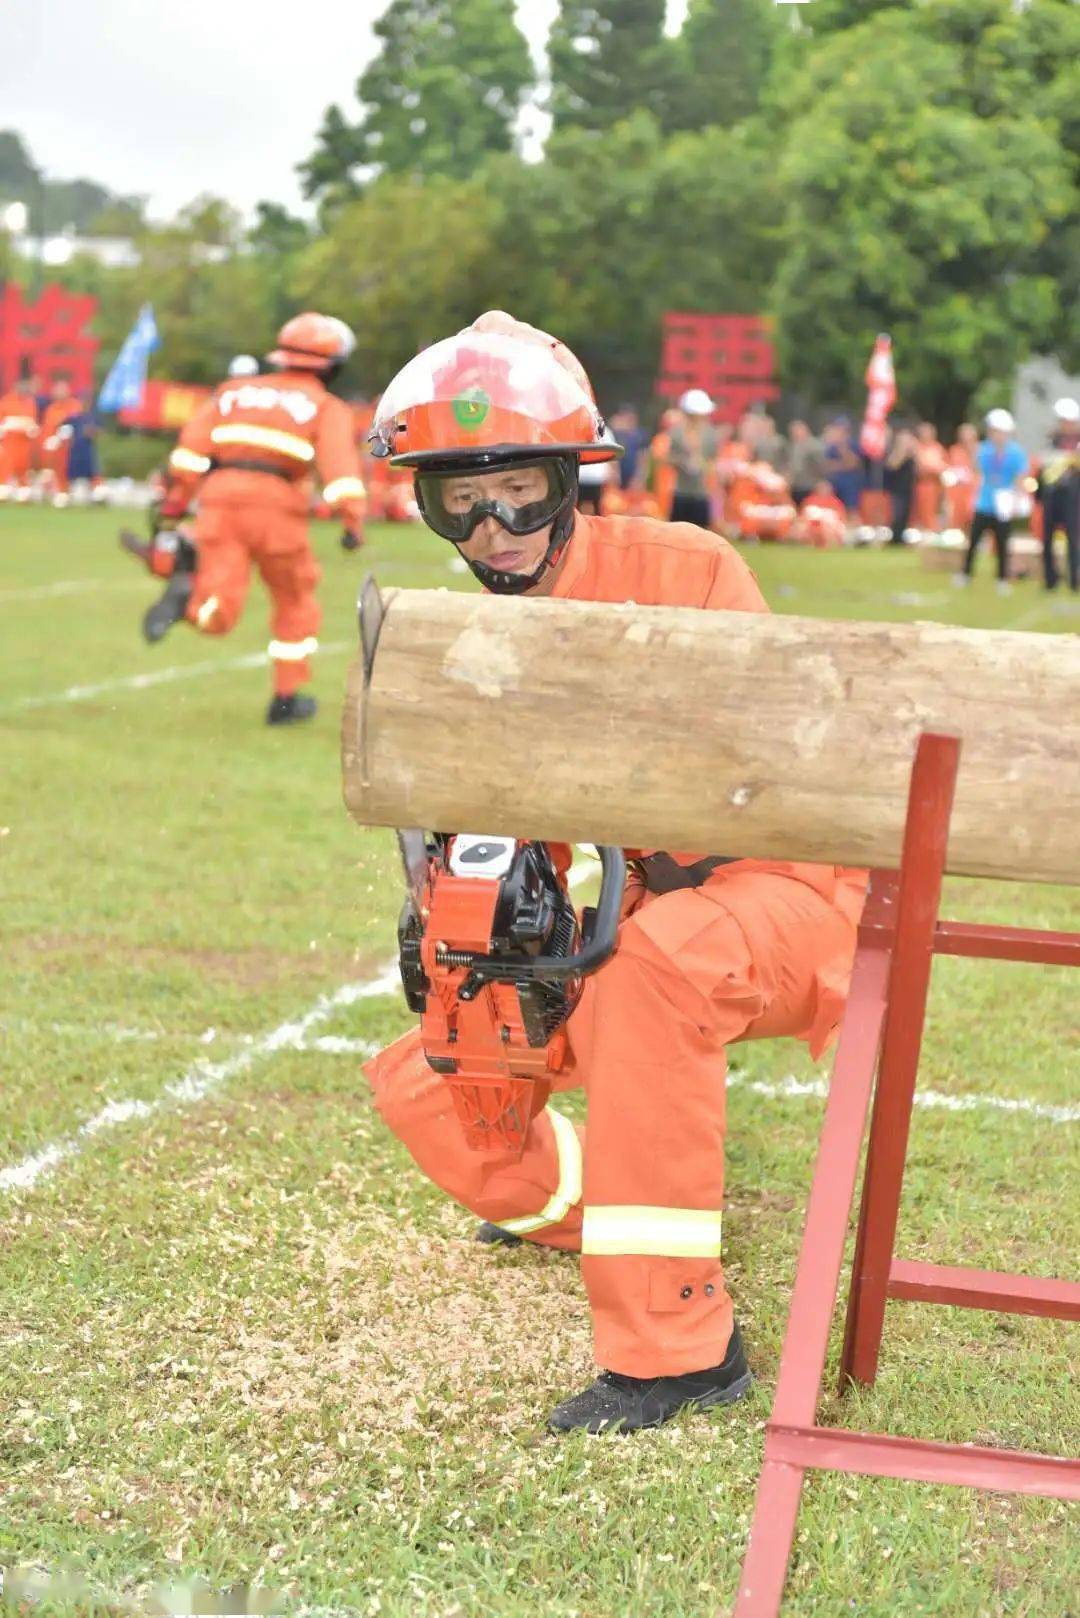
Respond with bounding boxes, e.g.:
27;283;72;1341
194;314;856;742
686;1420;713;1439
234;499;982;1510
142;571;193;644
548;1322;752;1434
475;1221;523;1248
266;692;318;725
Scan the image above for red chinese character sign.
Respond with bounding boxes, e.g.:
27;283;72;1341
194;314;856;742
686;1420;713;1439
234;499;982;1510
0;282;99;394
657;312;778;422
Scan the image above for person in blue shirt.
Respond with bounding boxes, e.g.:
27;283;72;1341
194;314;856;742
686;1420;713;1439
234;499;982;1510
65;396;102;494
609;405;649;490
822;417;864;513
960;409;1029;590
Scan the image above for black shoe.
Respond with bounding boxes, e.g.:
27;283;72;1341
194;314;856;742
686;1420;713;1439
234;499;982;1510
548;1322;752;1434
475;1221;523;1248
266;692;318;726
142;572;193;644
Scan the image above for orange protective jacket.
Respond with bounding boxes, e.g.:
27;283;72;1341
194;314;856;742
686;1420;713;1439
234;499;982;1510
165;369;366;531
0;391;39;442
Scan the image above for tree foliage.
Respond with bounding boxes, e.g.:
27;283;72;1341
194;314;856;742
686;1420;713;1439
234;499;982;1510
668;0;782;132
0;128;145;235
299;0;533;205
548;1;680;134
772;3;1076;423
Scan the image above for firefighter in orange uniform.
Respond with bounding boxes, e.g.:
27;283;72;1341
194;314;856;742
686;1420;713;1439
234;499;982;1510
0;375;41;500
648;408;679;520
943;423;979;534
143;313;366;725
40;379;81;505
364;312;866;1433
911;421;947;534
795;480;848;548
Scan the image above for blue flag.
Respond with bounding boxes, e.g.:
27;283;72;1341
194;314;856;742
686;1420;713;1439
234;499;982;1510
97;304;160;413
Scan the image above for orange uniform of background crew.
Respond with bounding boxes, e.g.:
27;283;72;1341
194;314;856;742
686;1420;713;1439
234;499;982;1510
0;384;39;492
367;510;866;1379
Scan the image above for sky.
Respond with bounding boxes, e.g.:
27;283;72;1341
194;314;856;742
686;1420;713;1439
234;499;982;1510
2;0;691;223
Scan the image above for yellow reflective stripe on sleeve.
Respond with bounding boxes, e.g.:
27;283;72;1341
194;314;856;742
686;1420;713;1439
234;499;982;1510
499;1106;583;1235
268;637;319;662
170;446;213;475
1;416;38;433
322;475;366;504
581;1205;723;1259
209;424;315;462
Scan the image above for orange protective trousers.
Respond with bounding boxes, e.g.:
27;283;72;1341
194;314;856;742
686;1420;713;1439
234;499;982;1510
368;861;865;1378
0;436;34;487
186;490;321;697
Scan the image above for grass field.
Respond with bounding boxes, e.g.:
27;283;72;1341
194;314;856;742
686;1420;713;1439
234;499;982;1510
1;507;1077;1618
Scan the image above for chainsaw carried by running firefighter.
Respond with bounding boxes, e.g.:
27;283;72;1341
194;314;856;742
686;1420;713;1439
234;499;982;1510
395;829;625;1158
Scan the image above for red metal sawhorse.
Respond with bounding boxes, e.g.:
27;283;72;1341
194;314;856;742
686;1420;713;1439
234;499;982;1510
733;732;1080;1617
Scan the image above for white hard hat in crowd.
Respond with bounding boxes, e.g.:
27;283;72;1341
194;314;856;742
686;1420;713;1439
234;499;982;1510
228;354;260;377
1052;396;1080;423
984;408;1015;433
678;388;716;416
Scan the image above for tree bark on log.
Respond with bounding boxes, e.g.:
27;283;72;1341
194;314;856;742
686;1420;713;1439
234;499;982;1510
341;588;1080;886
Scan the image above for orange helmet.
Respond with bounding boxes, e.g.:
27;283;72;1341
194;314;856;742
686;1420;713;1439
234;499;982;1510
370;314;619;469
268;312;355;373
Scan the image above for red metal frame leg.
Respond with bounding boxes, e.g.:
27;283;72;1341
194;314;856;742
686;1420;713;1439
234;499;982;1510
732;1458;806;1617
840;733;961;1389
731;886;894;1617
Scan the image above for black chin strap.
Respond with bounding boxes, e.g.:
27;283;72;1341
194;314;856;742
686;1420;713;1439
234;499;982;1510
458;464;580;596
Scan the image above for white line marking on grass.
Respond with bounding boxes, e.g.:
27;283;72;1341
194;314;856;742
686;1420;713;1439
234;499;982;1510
1;640;350;714
0;578;146;605
0;963;401;1195
726;1070;1080;1125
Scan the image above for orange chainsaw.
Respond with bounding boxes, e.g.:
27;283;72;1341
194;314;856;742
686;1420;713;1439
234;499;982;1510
396;831;625;1157
356;576;625;1159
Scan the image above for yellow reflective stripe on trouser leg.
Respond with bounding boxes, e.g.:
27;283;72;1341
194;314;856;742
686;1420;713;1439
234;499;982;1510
268;637;318;662
581;1206;723;1258
498;1106;583;1235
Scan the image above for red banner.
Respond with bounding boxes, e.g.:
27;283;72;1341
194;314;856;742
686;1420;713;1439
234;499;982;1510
118;379;213;430
657;312;778;422
0;282;99;394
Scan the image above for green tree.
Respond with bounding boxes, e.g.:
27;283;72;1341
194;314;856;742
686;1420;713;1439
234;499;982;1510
0;129;39;211
299;0;533;205
770;11;1073;425
248;203;312;327
291;108;784;410
668;0;781;132
548;0;680;134
290;171;508;389
58;211;276;387
802;0;908;33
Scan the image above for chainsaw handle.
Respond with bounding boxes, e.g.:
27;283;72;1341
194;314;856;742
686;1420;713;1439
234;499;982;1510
462;845;626;988
565;845;626;979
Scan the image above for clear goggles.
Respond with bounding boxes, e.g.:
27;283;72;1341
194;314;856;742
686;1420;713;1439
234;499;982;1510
415;457;572;544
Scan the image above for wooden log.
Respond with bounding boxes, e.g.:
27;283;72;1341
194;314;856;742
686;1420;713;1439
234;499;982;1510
341;588;1080;886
